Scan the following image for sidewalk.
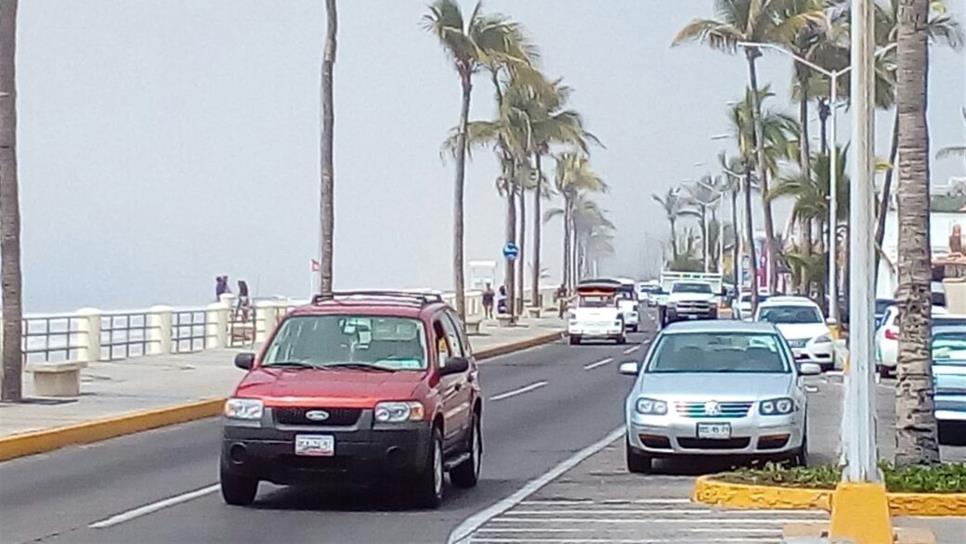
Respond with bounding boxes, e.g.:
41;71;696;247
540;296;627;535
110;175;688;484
0;316;564;440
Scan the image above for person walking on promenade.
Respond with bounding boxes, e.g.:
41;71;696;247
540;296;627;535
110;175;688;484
235;279;251;320
556;284;569;319
215;276;229;300
496;285;508;315
482;283;495;319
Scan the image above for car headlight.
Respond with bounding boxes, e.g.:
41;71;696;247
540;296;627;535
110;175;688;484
374;401;425;423
759;397;795;415
813;334;832;344
635;397;668;415
224;398;264;420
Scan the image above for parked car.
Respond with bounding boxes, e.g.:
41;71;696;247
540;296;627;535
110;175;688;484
620;320;818;472
568;280;627;345
874;298;895;330
733;291;769;321
875;305;954;378
754;296;834;371
932;325;966;445
220;291;483;508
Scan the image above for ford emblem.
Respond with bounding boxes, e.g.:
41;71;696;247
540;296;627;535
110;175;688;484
704;401;721;416
305;410;330;422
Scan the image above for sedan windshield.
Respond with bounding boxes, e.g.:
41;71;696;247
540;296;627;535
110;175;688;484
672;282;712;294
263;315;427;370
646;332;789;374
758;306;823;324
932;332;966;365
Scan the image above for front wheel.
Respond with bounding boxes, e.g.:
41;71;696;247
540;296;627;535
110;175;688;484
451;416;482;488
569;335;581;345
626;439;652;473
220;465;258;506
414;428;445;508
787;424;809;467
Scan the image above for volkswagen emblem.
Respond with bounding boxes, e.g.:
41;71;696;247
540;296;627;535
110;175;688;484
704;401;721;416
305;410;330;422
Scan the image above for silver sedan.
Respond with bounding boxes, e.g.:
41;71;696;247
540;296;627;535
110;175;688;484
620;320;820;473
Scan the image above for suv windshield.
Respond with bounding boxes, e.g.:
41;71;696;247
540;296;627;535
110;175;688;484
758;306;823;324
932;332;966;365
263;315;428;370
672;282;712;294
646;332;789;374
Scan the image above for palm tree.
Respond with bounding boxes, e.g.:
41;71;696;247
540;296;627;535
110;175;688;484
424;0;534;320
0;0;20;402
719;152;745;292
680;177;724;272
674;0;824;293
318;0;337;297
652;188;684;262
546;153;605;289
894;0;940;466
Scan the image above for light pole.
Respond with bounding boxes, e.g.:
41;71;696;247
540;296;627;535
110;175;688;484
737;41;897;326
694;177;725;274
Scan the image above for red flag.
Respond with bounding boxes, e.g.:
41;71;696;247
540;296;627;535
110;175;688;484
311;259;320;272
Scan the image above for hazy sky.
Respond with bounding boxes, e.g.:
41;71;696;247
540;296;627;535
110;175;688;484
16;1;966;313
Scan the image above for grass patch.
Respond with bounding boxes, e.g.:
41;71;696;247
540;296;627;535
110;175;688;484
715;462;966;493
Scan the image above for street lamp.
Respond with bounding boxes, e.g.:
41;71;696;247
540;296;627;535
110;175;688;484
737;40;897;326
694;177;725;274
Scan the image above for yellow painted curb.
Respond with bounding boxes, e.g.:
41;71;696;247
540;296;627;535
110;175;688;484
693;476;966;517
0;398;225;463
692;475;832;510
829;481;893;544
0;331;564;463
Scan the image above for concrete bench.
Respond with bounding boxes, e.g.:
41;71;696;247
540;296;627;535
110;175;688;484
496;315;514;327
464;318;483;336
526;307;542;319
28;361;87;397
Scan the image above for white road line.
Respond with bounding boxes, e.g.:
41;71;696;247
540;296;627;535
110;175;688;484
470;538;776;544
475;527;784;534
447;426;624;544
521;498;690;505
497;509;823;515
582;358;613;370
489;381;549;401
490;517;823;524
89;484;219;529
621;346;639;354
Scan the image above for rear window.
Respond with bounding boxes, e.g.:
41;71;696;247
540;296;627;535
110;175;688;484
758;305;823;324
579;295;615;308
646;332;790;374
875;299;895;314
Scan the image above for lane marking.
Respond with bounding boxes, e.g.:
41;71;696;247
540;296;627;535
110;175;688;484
582;358;613;371
447;426;624;544
495;509;823;515
489;381;549;401
621;346;639;354
469;538;777;544
490;517;824;524
475;527;783;534
521;498;690;505
89;484;219;529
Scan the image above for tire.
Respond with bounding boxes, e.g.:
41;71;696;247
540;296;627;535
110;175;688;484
451;416;482;488
414;428;445;508
788;423;809;467
625;438;652;473
617;335;627;345
569;335;581;345
630;325;639;333
220;464;258;506
878;365;891;379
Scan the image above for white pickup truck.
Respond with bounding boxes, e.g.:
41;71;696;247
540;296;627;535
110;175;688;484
656;271;723;327
568;280;627;345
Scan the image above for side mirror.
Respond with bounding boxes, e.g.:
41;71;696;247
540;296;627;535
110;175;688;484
618;360;640;376
440;357;470;376
234;352;255;370
798;362;822;376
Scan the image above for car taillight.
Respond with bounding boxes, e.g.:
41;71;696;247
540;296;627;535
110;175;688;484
884;327;899;340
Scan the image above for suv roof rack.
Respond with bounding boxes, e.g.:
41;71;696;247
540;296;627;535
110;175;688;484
312;290;445;306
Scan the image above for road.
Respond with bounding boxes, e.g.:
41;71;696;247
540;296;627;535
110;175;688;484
0;322;656;544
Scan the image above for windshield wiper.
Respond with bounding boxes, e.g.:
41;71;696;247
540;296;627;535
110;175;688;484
326;362;396;372
262;361;322;370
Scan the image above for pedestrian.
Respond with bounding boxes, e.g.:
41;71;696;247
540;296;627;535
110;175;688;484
556;284;568;319
950;223;962;255
482;283;495;319
236;280;251;320
496;285;508;315
215;276;229;300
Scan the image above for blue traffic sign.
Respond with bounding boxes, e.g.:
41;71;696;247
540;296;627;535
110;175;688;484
503;242;520;261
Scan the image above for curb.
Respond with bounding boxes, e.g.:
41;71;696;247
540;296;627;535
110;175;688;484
692;476;966;516
0;330;565;463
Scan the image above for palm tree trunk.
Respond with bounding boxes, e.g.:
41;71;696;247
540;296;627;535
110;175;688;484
874;112;900;289
0;0;22;402
818;98;830;154
571;214;580;283
895;0;940;466
798;75;812;296
319;0;337;297
669;217;678;261
449;63;473;321
505;185;517;319
744;169;760;313
517;183;526;311
562;196;571;291
731;188;740;291
532;153;543;306
746;49;778;294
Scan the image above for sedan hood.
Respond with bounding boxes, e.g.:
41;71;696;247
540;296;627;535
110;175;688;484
775;323;828;341
639;372;793;401
235;367;424;408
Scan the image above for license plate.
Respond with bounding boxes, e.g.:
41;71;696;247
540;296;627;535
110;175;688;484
697;423;732;439
295;434;334;457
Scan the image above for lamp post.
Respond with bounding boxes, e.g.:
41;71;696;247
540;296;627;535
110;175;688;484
737;41;897;326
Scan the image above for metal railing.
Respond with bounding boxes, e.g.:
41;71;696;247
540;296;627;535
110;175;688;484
100;311;153;361
22;314;84;363
172;309;207;353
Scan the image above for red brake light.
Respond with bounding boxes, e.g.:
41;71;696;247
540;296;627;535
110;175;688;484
884;327;899;340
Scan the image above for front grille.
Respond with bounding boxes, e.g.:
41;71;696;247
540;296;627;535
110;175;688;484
675;401;752;418
676;302;711;311
274;407;362;426
678;437;751;450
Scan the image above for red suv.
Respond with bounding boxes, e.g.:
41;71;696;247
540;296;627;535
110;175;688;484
219;291;483;508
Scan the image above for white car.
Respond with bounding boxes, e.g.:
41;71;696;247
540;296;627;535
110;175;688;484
617;280;641;332
875;306;958;377
568;281;627;345
733;292;770;321
755;296;834;370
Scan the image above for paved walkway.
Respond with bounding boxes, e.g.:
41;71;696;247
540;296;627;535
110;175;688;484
0;317;564;439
